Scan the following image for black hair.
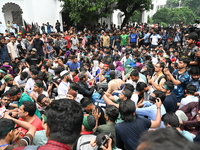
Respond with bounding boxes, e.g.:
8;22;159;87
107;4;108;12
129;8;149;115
136;82;147;92
80;97;92;108
31;69;38;75
46;99;83;144
0;118;15;140
69;82;79;91
0;67;7;74
109;71;116;79
71;55;77;59
54;67;64;75
22;101;36;116
7;86;21;96
86;115;96;130
35;80;44;88
21;72;28;79
124;83;135;93
119;100;135;122
78;72;87;81
130;69;139;77
153;90;166;103
42;65;49;71
157;62;165;69
37;94;46;103
106;105;119;122
164;81;174;91
186;84;196;95
179;57;190;66
138;128;199;150
161;112;180;127
189;67;200;75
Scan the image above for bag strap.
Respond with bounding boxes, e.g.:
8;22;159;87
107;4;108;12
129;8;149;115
24;145;40;150
79;141;91;147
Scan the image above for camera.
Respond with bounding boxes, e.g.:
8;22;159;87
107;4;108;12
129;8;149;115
149;95;158;102
100;133;112;148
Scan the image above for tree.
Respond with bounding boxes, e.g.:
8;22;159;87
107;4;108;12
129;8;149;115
59;0;116;24
129;11;140;23
166;0;200;16
152;8;171;24
115;0;152;28
166;0;179;9
152;7;196;25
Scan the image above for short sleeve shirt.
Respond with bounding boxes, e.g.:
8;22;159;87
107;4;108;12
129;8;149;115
172;70;190;100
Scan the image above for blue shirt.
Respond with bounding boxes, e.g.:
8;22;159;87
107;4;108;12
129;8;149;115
66;61;80;71
136;104;166;128
172;70;190;101
143;33;150;43
189;79;200;95
130;34;137;43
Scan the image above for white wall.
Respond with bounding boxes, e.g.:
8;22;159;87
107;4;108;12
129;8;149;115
0;0;63;31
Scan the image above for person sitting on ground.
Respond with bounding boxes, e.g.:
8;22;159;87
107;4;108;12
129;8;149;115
0;113;36;150
94;105;119;138
161;81;178;113
162;112;193;142
80;97;106;126
74;115;96;150
17;101;43;137
12;99;84;150
179;84;198;109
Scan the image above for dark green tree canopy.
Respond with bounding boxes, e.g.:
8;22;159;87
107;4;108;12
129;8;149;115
152;7;196;25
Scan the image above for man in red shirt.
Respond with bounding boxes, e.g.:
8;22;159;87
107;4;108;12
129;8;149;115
17;101;43;137
14;99;83;150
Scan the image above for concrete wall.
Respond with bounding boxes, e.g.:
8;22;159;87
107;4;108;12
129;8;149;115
0;0;64;31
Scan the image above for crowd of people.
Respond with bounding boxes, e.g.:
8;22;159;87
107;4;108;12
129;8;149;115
0;20;200;150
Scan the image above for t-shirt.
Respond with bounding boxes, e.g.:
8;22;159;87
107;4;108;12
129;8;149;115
14;75;28;87
25;55;42;66
115;118;151;150
120;34;129;46
172;70;190;102
163;93;178;113
150;34;161;45
66;61;80;71
18;115;43;137
130;34;137;43
102;35;110;47
18;93;41;119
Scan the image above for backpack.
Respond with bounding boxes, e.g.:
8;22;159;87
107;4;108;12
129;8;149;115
76;134;96;150
157;75;165;85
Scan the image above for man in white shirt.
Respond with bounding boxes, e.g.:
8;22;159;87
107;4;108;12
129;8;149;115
150;31;162;47
14;72;28;88
24;70;38;92
57;70;70;98
126;69;145;92
7;37;19;60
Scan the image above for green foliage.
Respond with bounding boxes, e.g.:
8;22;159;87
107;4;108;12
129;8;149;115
148;15;153;24
129;11;140;23
166;0;200;16
152;7;196;25
59;0;116;24
166;0;179;9
115;0;152;27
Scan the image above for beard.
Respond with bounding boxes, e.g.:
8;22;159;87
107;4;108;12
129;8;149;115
7;83;13;87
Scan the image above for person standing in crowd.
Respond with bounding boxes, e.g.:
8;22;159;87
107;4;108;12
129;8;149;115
55;20;61;33
33;33;44;56
7;37;19;60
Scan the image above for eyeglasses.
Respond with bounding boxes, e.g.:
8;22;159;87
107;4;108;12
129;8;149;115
155;66;160;68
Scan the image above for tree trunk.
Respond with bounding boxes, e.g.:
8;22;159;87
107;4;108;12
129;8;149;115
121;15;129;29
